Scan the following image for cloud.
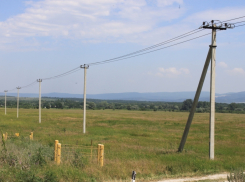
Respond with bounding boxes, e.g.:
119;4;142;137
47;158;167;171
218;62;228;68
156;67;189;77
157;0;183;6
0;0;185;50
227;68;245;75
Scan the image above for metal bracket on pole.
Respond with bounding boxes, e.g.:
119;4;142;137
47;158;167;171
80;64;89;134
16;87;21;118
37;79;42;123
4;90;8;115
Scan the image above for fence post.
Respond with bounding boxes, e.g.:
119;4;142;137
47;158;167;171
54;140;59;161
91;139;93;161
5;132;7;140
3;134;5;140
57;143;61;165
30;132;33;140
97;144;101;164
99;144;104;167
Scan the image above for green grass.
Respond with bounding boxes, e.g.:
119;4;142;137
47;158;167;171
0;108;245;181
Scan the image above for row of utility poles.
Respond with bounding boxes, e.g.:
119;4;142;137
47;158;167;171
3;20;233;160
3;64;89;134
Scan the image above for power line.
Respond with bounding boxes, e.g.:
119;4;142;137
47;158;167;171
233;20;245;24
90;32;212;66
221;15;245;23
42;66;81;81
235;23;245;27
21;81;37;89
88;29;206;66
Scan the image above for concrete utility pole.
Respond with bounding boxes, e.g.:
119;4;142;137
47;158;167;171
80;64;89;134
37;79;42;123
16;87;21;118
178;20;232;160
4;90;8;115
178;47;212;152
209;25;216;160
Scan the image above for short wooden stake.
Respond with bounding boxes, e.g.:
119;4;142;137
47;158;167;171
57;143;61;165
97;144;101;164
3;134;5;140
54;140;59;161
15;133;19;137
91;139;93;161
99;144;104;167
30;132;33;140
5;132;7;140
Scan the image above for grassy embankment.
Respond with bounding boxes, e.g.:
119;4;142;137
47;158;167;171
0;108;244;181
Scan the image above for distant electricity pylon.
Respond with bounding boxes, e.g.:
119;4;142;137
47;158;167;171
80;64;89;134
178;20;233;160
4;90;8;115
16;86;21;118
37;79;42;123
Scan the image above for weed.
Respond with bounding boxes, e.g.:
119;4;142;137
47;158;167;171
31;147;46;166
43;171;58;182
18;170;43;182
227;169;245;182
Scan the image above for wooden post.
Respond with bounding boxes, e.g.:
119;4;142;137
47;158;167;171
54;140;59;161
30;132;33;140
97;144;101;164
15;133;19;137
99;144;104;167
91;139;93;161
5;132;7;140
57;143;61;165
3;134;5;140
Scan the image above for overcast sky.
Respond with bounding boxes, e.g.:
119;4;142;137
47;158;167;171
0;0;245;95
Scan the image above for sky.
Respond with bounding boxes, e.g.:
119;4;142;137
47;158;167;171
0;0;245;95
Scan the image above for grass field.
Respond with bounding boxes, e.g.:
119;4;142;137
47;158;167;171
0;108;245;181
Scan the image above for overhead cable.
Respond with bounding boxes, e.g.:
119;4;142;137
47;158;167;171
88;29;205;66
90;32;212;66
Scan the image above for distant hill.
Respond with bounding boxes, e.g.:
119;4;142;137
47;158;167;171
0;91;245;103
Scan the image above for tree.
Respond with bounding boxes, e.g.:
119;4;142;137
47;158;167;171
181;99;193;111
228;103;237;111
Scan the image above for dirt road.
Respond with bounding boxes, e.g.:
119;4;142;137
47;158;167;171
158;173;228;182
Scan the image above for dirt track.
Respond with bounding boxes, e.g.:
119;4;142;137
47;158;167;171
158;173;228;182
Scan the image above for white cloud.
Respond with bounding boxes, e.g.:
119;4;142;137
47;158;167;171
157;0;183;7
227;68;245;75
156;67;189;77
184;7;245;26
0;0;185;50
218;62;228;68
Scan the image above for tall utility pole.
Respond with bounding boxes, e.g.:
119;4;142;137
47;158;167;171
178;20;232;160
4;90;8;115
209;24;217;160
37;79;42;123
16;87;21;118
80;64;89;134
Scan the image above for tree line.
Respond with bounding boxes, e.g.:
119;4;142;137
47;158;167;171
0;97;244;114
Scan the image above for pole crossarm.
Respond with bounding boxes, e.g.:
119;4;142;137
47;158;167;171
80;64;89;69
201;20;235;30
